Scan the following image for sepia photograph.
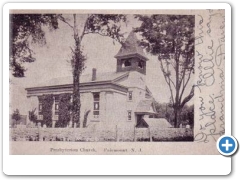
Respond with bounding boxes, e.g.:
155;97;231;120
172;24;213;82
7;7;226;156
9;12;195;144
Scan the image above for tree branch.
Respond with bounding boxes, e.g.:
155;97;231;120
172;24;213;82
84;31;109;37
79;14;90;42
160;59;175;105
165;60;176;88
58;15;74;29
168;76;176;89
179;68;192;103
180;85;194;108
178;59;187;89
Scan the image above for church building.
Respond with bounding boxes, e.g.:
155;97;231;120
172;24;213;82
25;31;157;128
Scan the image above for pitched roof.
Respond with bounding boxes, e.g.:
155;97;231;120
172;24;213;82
144;118;172;128
114;31;148;61
33;71;128;87
135;100;157;114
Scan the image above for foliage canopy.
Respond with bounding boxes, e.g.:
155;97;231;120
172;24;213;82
135;15;195;127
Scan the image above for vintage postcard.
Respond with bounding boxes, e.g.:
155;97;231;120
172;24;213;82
8;8;226;154
3;2;232;175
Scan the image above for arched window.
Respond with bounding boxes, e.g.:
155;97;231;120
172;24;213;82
138;61;143;69
123;60;131;67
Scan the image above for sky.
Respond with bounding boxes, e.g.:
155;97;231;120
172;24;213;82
10;14;193;115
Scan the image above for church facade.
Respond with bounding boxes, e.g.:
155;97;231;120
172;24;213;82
26;31;157;128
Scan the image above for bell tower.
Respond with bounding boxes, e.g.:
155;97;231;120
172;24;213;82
114;31;148;75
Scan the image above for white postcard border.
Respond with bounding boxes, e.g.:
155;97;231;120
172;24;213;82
3;2;231;175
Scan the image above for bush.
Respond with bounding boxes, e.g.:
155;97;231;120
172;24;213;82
29;108;37;124
39;94;54;127
12;109;21;121
56;93;72;128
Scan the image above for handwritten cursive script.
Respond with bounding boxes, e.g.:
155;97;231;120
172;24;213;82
194;10;225;143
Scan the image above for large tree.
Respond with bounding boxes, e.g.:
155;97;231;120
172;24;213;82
10;14;59;77
135;15;194;128
10;13;126;127
59;14;126;127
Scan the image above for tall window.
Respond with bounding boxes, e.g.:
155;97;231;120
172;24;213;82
93;93;100;118
39;103;42;114
128;111;132;120
55;95;59;115
38;99;43;120
128;91;133;101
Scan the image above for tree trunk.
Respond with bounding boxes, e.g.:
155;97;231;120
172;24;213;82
72;66;80;127
72;61;81;128
72;14;81;128
174;52;180;128
174;107;180;128
83;110;90;128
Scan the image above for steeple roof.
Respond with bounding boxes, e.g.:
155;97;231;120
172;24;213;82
114;31;148;61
